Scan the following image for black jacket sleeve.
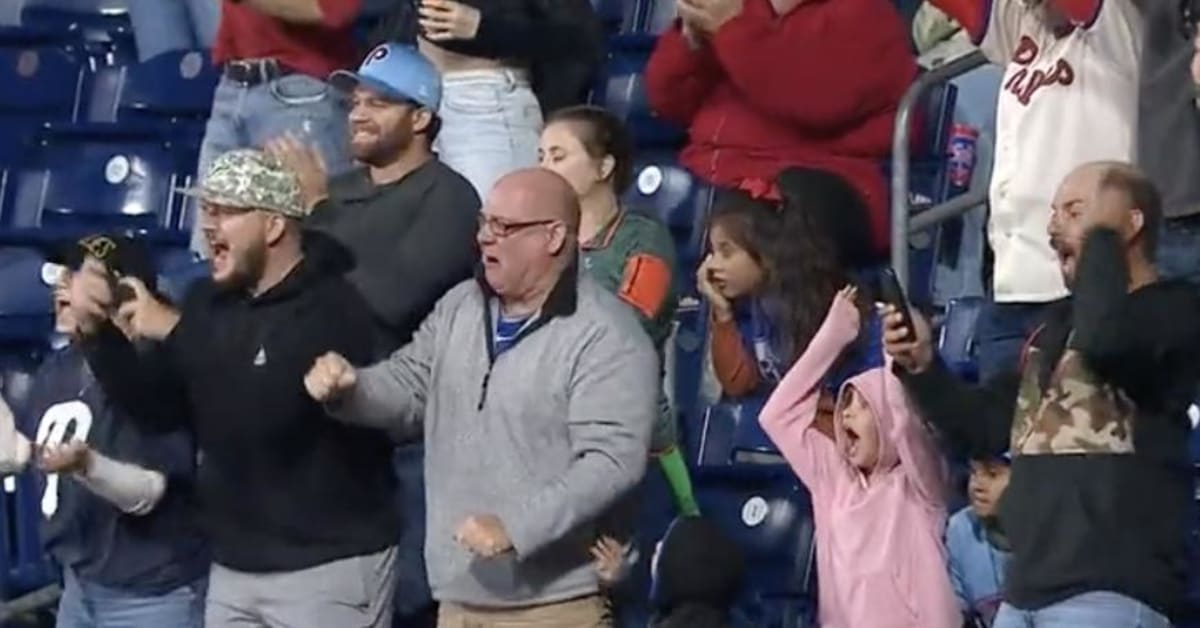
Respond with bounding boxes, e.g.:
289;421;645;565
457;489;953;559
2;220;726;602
895;359;1019;460
1070;227;1200;389
80;322;190;434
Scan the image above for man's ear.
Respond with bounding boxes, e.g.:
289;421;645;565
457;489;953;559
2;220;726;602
1127;207;1145;243
547;222;568;256
264;213;288;247
413;109;434;135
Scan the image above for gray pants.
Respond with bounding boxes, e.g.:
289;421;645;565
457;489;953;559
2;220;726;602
205;547;397;628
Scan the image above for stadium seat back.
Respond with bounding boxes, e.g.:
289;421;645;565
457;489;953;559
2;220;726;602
0;45;81;118
624;155;711;279
592;0;641;34
19;0;133;50
598;52;685;149
696;476;817;626
642;0;678;35
696;398;786;467
120;50;218;121
938;296;985;382
1;133;192;241
0;247;53;343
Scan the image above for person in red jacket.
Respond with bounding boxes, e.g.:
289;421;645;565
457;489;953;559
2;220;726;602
644;0;917;252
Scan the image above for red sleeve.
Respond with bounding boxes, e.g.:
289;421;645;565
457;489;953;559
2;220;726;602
644;25;724;127
929;0;990;42
709;0;917;132
316;0;361;28
1051;0;1103;25
709;315;760;397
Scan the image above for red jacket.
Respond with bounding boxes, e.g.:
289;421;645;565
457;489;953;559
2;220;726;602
644;0;917;251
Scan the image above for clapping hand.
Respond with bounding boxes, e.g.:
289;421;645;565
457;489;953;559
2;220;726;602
418;0;482;41
264;133;328;213
677;0;744;35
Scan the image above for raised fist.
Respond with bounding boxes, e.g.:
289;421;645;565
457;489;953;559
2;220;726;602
305;352;358;403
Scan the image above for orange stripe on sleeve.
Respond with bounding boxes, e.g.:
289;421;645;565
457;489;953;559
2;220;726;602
618;254;672;321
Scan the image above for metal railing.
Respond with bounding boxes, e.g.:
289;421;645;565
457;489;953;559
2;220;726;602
890;50;989;292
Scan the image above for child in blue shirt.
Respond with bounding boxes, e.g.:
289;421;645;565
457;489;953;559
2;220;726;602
946;452;1012;626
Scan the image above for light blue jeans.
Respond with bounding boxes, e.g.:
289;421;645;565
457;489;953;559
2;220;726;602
57;569;206;628
993;592;1172;628
127;0;221;61
434;69;542;202
189;73;352;252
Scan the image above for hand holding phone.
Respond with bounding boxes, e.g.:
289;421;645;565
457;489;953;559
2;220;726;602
878;268;914;343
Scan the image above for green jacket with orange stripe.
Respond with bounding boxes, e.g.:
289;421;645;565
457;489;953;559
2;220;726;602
580;209;678;350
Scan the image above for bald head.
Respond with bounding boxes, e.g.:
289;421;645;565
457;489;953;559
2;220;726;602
489;168;582;236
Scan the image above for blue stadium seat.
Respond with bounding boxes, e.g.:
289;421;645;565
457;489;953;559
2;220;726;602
641;0;678;35
0;248;53;343
593;0;642;35
0;129;196;244
0;45;82;165
696;476;817;628
156;249;207;304
695;399;786;468
937;296;984;382
598;52;685;149
2;0;134;60
623;154;710;280
80;49;216;137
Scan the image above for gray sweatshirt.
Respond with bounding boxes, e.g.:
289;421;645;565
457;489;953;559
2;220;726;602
332;272;658;607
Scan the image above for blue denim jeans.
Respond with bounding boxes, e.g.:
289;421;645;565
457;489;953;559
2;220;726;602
189;73;352;252
1157;217;1200;288
127;0;221;61
57;569;206;628
434;69;542;202
993;592;1171;628
975;300;1048;382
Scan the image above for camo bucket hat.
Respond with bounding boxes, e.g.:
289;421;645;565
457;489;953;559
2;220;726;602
179;149;307;218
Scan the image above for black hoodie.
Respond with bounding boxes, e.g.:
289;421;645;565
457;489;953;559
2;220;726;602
83;235;398;572
898;228;1200;618
650;516;746;628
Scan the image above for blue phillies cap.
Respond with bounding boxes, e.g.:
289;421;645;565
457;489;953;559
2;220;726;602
329;43;442;111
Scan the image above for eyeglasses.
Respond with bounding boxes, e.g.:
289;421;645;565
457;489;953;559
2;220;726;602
477;214;557;238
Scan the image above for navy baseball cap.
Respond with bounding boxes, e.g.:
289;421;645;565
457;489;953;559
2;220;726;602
329;43;442;111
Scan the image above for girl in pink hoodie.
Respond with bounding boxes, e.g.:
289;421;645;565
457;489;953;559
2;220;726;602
759;286;959;628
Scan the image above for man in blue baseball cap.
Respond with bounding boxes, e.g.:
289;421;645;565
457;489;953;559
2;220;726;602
268;43;480;628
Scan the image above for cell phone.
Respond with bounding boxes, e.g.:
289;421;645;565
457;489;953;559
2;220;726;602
879;267;915;343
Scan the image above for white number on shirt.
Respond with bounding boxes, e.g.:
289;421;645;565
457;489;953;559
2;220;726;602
34;401;93;518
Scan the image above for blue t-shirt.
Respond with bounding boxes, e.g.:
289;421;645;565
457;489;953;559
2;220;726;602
17;347;208;594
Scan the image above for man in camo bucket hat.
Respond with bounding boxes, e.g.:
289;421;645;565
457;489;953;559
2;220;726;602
71;147;399;626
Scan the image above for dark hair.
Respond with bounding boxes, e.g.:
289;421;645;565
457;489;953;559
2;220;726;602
545;105;635;193
415;109;442;145
1099;163;1162;257
708;168;874;365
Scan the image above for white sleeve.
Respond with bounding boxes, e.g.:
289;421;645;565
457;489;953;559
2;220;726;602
0;395;32;476
75;452;167;516
976;0;1044;64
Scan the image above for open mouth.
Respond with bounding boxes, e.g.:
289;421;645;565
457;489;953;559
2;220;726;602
208;239;230;267
482;253;500;267
843;425;861;456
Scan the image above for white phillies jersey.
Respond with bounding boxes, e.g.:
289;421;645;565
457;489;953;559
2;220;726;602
980;0;1144;302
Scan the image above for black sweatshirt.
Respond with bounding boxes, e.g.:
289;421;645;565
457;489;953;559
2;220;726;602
82;243;398;572
900;228;1200;618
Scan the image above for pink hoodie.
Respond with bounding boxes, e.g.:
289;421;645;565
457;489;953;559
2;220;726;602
759;296;959;628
